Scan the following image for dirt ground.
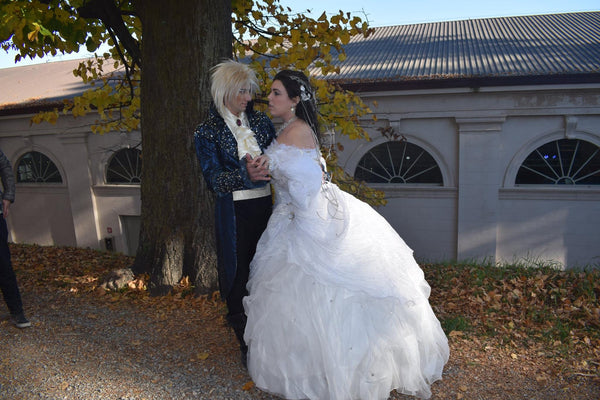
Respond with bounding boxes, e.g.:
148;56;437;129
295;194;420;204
1;286;597;399
1;244;598;399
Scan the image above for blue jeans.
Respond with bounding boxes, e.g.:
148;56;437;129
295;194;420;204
0;216;23;316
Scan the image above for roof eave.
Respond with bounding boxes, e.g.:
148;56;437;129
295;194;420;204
0;99;66;117
332;73;600;92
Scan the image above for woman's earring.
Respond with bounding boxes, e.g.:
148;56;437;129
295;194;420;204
291;105;296;113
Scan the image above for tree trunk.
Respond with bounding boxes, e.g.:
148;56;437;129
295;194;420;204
133;0;232;295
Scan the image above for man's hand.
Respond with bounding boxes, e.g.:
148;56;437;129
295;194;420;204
2;199;10;218
245;154;271;182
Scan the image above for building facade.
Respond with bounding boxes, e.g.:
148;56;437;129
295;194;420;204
335;85;600;267
0;12;599;266
0;110;141;255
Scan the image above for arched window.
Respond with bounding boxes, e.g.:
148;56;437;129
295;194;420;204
354;141;443;185
516;139;600;185
16;151;62;183
106;148;142;184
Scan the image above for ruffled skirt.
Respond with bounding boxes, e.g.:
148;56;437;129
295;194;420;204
244;185;449;400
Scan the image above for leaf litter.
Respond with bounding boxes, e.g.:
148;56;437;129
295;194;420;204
1;243;598;399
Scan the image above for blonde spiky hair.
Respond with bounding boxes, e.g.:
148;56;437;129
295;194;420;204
210;60;258;117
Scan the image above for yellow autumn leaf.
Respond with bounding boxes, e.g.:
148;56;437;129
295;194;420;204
290;29;300;44
179;276;190;287
251;11;262;20
27;29;38;42
339;30;351;44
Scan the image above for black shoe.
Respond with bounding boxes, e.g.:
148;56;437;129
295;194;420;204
11;313;31;328
241;350;248;369
241;345;248;369
227;313;249;368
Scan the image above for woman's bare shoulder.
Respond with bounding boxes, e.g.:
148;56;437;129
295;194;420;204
277;120;316;149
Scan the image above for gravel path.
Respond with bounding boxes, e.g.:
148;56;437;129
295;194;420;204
1;286;598;399
1;289;267;400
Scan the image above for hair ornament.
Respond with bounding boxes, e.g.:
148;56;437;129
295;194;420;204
288;74;314;102
299;85;311;102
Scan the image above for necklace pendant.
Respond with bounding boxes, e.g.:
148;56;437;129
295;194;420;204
236;119;242;127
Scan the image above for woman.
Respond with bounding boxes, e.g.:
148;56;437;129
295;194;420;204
243;70;449;399
193;60;275;367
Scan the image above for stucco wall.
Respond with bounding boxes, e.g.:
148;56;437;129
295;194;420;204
1;83;599;268
0;112;141;255
336;84;600;268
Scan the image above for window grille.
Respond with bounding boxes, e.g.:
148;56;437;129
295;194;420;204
355;141;443;184
16;151;62;183
516;139;600;185
106;148;142;184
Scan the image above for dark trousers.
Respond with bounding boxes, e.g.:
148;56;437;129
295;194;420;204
0;216;23;316
227;195;272;317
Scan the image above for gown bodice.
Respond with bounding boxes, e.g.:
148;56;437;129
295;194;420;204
266;140;324;211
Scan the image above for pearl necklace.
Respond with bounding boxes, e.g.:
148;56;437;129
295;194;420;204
276;116;297;136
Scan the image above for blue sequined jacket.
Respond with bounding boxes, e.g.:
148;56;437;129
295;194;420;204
194;104;276;298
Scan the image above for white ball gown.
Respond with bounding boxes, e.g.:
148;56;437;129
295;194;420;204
243;140;449;400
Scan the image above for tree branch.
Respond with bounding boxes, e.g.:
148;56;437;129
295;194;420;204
77;0;141;68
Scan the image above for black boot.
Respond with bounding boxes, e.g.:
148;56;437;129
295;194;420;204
226;312;248;368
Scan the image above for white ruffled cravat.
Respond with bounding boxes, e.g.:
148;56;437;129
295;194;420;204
223;109;262;160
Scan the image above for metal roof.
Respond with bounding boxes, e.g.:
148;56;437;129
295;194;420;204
1;11;599;115
0;58;119;115
319;11;600;89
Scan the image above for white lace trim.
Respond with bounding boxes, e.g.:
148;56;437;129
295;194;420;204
223;109;262;160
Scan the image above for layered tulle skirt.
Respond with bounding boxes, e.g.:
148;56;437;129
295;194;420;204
244;183;449;400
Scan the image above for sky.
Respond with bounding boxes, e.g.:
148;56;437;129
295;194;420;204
1;0;598;69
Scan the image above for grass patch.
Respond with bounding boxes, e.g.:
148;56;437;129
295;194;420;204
440;315;471;334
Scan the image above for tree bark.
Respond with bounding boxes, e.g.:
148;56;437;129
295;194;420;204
133;0;232;295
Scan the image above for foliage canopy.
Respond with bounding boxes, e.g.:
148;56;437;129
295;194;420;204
1;0;385;204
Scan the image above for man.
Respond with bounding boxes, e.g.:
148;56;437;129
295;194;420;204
0;149;30;329
194;61;274;367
